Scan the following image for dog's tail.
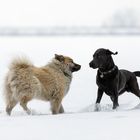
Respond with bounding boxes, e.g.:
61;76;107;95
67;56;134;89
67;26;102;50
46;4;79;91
4;57;34;105
6;57;34;98
133;71;140;77
9;56;33;70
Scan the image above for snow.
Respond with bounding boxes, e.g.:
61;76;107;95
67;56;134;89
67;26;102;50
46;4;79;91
0;36;140;140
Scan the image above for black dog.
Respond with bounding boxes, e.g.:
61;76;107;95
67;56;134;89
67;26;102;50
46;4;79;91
89;48;140;110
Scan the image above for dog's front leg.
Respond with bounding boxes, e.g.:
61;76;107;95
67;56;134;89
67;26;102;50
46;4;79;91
50;97;63;115
94;88;103;111
112;90;119;109
59;104;64;113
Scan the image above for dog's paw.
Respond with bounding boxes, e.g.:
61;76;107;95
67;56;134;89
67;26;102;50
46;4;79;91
94;103;101;111
112;106;120;111
26;109;32;115
26;109;38;115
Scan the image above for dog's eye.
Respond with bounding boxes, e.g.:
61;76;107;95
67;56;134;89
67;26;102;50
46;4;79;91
96;55;101;58
71;60;74;63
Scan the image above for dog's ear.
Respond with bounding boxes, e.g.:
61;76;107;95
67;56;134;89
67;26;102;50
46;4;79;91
106;49;118;55
55;54;64;62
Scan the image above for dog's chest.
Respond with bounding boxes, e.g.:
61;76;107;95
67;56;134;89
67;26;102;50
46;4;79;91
56;72;72;96
97;76;116;95
64;78;72;95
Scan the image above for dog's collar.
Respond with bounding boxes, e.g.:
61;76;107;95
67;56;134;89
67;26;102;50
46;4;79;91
99;65;117;78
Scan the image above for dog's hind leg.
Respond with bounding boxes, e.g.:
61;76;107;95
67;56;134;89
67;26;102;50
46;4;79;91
4;82;18;115
20;96;31;115
131;88;140;98
128;77;140;98
6;99;18;115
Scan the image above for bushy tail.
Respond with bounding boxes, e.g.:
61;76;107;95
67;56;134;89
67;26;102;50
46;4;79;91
9;57;33;70
134;71;140;77
6;57;34;99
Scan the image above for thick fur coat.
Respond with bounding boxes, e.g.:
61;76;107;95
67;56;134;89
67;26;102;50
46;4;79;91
4;54;81;115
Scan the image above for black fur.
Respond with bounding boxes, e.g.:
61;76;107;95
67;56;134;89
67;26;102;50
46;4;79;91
89;48;140;110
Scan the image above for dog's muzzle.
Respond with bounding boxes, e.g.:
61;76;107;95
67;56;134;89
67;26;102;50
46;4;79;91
89;61;93;68
71;63;81;72
89;61;97;69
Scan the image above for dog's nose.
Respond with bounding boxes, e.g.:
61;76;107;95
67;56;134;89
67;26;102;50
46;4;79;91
76;64;81;70
71;63;81;72
89;62;92;67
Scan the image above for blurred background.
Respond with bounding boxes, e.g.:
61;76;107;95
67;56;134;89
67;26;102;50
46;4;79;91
0;0;140;35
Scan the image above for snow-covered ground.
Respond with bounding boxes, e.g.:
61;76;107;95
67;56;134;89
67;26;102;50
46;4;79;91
0;36;140;140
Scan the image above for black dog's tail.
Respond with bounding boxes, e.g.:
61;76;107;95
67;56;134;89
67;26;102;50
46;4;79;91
134;71;140;77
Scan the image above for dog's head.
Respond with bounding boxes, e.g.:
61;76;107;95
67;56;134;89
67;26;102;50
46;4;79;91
55;54;81;72
89;48;118;69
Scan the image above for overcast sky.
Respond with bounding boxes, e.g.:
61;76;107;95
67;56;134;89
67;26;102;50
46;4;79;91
0;0;139;27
